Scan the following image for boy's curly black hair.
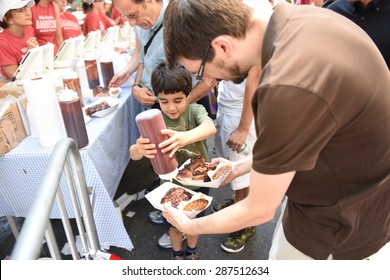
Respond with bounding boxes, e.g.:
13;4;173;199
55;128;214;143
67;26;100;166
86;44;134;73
151;62;192;96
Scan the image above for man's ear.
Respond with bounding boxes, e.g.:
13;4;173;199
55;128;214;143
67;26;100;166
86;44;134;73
211;35;234;58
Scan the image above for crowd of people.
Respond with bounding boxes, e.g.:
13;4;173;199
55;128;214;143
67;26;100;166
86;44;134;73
0;0;389;260
0;0;127;82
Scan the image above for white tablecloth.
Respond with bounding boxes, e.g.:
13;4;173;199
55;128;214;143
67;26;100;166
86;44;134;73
0;87;143;252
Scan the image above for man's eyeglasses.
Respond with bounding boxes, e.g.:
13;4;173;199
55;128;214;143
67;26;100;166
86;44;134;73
195;42;211;81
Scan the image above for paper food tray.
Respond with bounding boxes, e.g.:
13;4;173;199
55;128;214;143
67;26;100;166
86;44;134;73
83;97;119;117
109;87;121;98
175;159;234;188
145;182;213;218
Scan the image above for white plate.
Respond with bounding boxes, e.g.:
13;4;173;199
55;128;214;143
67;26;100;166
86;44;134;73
145;182;212;218
84;97;119;117
175;159;234;188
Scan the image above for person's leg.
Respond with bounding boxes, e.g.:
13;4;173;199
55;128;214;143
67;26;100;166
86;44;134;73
212;113;237;212
158;214;186;249
182;187;210;260
234;187;249;202
169;227;184;259
184;235;199;260
219;118;257;253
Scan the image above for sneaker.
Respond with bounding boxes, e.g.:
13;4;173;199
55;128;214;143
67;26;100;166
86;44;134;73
220;227;256;253
212;199;234;212
149;210;163;225
158;232;187;249
184;253;198;260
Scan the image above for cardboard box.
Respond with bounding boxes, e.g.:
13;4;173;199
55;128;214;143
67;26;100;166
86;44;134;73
0;100;27;156
0;83;30;135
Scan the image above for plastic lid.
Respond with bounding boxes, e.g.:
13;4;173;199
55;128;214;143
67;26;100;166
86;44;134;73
62;70;78;79
135;108;162;122
100;52;112;63
58;89;78;102
84;52;96;61
158;168;178;181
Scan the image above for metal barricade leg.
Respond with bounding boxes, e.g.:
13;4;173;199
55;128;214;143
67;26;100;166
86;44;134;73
6;216;19;239
10;138;102;260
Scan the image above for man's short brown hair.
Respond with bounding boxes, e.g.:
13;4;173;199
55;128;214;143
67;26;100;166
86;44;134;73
164;0;252;67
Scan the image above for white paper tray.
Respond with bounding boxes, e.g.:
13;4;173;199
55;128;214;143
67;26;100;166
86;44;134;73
83;97;119;117
174;159;234;188
145;182;212;218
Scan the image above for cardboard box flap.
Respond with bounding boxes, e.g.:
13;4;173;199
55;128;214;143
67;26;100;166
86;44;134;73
0;97;27;156
0;82;24;98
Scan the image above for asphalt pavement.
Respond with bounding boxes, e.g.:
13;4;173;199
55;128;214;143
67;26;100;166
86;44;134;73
109;186;282;260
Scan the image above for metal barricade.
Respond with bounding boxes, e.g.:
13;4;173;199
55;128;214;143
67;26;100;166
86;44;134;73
10;138;100;260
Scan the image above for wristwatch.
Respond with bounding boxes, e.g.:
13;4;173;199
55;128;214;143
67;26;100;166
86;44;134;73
132;83;142;88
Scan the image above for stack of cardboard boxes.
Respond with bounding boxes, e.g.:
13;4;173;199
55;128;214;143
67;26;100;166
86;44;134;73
0;83;28;156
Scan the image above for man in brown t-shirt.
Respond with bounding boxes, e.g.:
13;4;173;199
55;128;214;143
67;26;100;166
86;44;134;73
161;0;390;259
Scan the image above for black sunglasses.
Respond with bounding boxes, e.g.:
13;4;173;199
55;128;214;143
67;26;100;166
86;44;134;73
195;42;211;81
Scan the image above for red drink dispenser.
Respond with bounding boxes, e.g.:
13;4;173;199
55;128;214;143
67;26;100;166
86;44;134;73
135;109;178;180
84;53;100;89
58;89;89;149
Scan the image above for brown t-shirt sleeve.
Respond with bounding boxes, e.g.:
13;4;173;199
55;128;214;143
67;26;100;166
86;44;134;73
251;85;337;174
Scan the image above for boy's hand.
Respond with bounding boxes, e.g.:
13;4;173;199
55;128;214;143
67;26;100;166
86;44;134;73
135;137;157;159
159;129;187;158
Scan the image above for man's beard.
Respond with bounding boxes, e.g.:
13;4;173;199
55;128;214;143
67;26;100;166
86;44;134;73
214;58;250;84
229;63;249;84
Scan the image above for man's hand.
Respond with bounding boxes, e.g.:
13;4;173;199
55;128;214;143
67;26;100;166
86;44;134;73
226;127;249;153
109;70;130;88
210;157;252;186
162;202;191;233
132;87;158;107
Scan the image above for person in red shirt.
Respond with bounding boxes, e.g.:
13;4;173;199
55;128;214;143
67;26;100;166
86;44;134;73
98;1;115;29
83;0;114;36
109;3;126;26
31;0;63;53
53;0;81;40
0;0;39;80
